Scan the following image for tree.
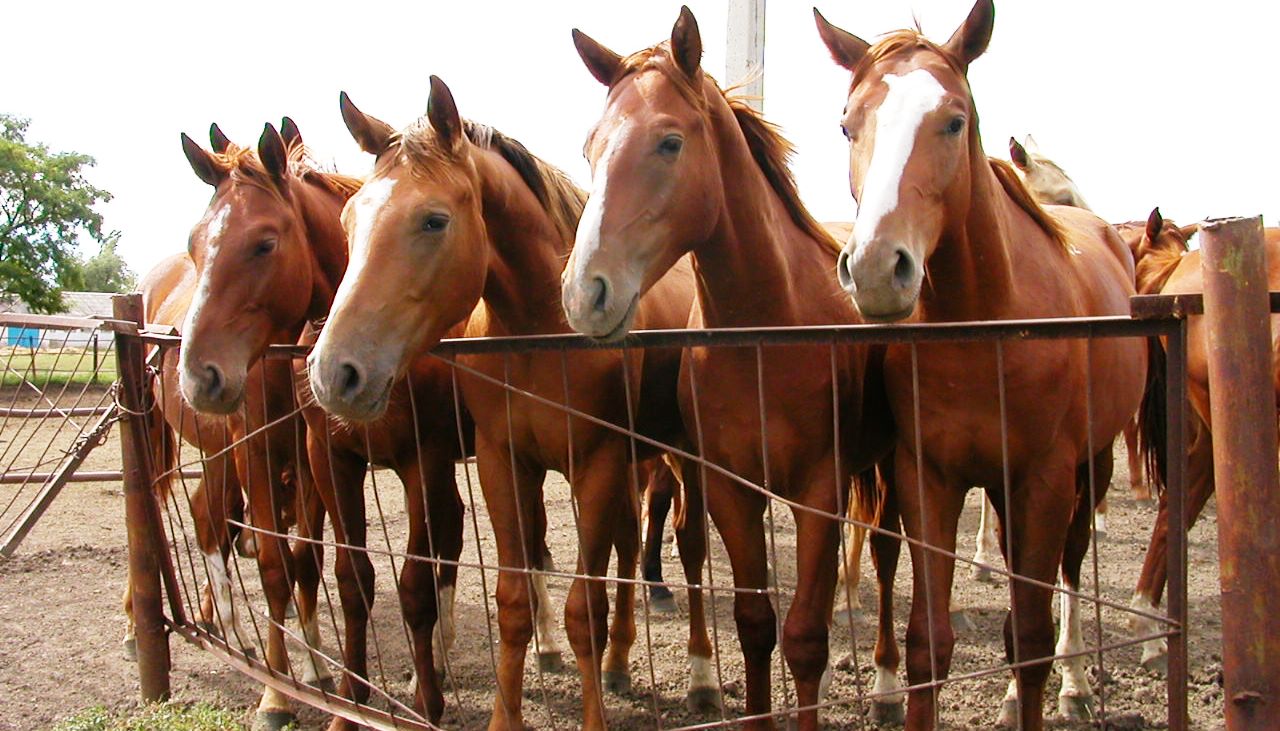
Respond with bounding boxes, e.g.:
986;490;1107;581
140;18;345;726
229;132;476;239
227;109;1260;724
77;231;136;293
0;114;111;312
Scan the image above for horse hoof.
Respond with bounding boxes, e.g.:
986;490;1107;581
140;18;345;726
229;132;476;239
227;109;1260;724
832;607;857;627
996;698;1019;728
971;564;995;583
603;670;632;694
1141;653;1168;674
195;620;220;638
1093;528;1108;542
687;685;723;713
1058;694;1095;721
870;700;905;726
536;651;563;673
236;533;258;559
650;594;678;615
950;609;975;634
834;652;856;672
307;674;336;694
122;637;137;662
284;600;298;620
252;709;296;731
1135;498;1156;510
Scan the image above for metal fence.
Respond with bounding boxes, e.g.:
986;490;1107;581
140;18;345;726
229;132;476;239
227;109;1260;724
112;288;1205;730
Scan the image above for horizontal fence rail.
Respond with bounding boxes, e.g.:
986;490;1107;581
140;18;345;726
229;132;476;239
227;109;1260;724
119;305;1201;730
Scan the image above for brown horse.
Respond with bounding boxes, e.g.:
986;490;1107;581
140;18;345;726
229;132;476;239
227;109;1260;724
565;10;892;729
307;79;709;730
176;123;476;728
816;2;1145;728
1125;210;1280;671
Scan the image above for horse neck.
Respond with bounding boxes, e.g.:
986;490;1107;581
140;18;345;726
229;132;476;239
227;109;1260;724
473;150;573;334
921;146;1018;322
292;180;351;325
693;98;832;327
1135;243;1186;295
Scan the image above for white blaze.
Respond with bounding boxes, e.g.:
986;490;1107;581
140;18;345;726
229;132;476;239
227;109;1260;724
852;69;948;249
181;204;230;341
324;175;397;326
569;124;631;291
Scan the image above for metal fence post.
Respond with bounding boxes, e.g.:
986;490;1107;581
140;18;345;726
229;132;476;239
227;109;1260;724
113;293;171;702
1198;215;1279;730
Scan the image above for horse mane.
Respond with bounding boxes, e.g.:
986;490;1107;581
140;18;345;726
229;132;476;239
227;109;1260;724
209;143;364;200
388;119;587;245
615;42;839;254
989;159;1070;249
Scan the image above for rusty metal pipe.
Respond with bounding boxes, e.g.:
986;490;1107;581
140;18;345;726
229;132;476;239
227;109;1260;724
1198;215;1279;730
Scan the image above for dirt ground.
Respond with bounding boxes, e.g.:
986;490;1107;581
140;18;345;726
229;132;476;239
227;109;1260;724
0;386;1226;730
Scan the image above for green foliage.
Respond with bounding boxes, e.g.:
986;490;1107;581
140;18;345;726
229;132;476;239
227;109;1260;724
78;231;137;293
49;702;246;731
0;114;112;312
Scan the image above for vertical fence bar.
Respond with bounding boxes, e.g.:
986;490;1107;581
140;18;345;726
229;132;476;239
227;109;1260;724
1198;215;1279;730
113;293;171;702
1164;316;1189;731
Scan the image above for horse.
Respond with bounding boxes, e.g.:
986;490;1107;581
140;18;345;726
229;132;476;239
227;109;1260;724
565;10;894;729
816;2;1146;728
1124;209;1280;672
176;121;482;728
140;124;331;731
307;78;711;731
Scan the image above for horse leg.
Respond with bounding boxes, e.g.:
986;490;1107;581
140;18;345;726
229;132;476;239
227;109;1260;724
306;432;373;731
673;456;718;712
426;457;465;683
703;470;774;729
863;461;905;724
1131;424;1214;672
783;471;845;731
603;463;641;695
996;466;1076;731
189;461;253;654
288;441;332;691
972;494;1002;583
895;448;966;730
833;501;865;625
643;459;677;613
1055;450;1113;721
477;437;545;731
396;452;455;725
1123;414;1152;505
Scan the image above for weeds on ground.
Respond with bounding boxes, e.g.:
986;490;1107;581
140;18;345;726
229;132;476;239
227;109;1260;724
49;701;254;731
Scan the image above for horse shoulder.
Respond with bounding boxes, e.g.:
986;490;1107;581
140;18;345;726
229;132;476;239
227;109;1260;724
140;253;196;329
1047;205;1137;315
636;254;698;331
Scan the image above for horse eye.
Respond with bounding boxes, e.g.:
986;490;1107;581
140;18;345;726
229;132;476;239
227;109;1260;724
254;239;277;257
657;135;684;156
946;116;965;136
422;214;450;233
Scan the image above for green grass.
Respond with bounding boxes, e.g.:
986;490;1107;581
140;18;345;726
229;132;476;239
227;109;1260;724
0;349;116;387
49;702;248;731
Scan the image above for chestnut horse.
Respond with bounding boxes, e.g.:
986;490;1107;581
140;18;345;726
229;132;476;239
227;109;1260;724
308;79;710;730
176;123;477;728
565;10;892;729
1125;210;1280;671
817;2;1145;728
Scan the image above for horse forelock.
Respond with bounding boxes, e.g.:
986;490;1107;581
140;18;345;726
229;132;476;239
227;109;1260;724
208;143;362;201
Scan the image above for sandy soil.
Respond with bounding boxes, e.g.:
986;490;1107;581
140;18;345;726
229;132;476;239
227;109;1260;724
0;387;1226;730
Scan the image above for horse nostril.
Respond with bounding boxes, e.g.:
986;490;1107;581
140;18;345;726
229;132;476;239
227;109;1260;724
836;250;855;290
204;365;224;398
591;276;610;314
892;248;916;290
337;362;363;399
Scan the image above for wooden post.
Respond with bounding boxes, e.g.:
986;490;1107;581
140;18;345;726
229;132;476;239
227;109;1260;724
1198;216;1279;730
725;0;765;112
113;293;171;702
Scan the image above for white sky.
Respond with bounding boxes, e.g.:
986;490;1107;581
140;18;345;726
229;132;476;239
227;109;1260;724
4;1;1276;277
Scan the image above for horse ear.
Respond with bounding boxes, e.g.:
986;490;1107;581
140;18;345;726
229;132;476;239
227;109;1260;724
280;116;303;150
427;75;464;154
258;123;289;186
209;123;232;154
944;0;995;70
1023;133;1040;153
1178;222;1201;241
181;133;226;187
1009;136;1029;170
339;91;394;156
671;6;703;77
572;28;623;87
814;9;870;71
1145;207;1164;243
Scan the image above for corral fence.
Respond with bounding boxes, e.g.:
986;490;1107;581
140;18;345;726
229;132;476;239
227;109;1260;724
111;218;1277;729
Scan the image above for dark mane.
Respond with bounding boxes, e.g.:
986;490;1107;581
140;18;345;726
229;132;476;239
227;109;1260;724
614;42;839;253
387;119;587;245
